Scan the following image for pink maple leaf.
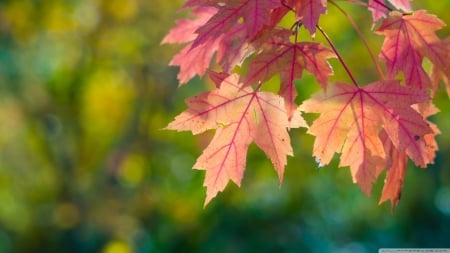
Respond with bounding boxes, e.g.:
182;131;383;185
376;10;448;90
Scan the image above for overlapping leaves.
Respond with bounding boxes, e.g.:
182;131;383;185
164;0;448;207
300;81;437;199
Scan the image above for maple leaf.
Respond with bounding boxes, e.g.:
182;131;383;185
300;81;434;195
376;10;449;90
243;28;335;117
166;74;307;205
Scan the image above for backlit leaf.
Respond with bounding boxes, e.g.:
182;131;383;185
300;81;435;195
166;74;306;205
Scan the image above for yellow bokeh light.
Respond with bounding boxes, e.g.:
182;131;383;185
102;241;132;253
103;0;138;22
43;2;76;33
81;68;135;142
119;154;147;187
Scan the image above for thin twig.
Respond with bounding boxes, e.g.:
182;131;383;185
329;0;385;80
317;25;360;87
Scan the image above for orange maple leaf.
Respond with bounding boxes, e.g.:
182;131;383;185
300;81;436;195
166;74;307;205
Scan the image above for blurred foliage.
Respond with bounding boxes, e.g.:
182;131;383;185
0;0;449;252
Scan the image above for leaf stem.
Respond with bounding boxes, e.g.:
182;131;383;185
329;0;385;80
290;21;302;42
316;25;359;87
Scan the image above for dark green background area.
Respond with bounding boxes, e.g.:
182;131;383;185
0;1;449;252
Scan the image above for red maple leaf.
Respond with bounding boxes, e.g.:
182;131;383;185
300;81;436;195
376;10;449;90
166;74;307;205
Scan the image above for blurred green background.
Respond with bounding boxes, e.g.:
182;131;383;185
0;0;449;252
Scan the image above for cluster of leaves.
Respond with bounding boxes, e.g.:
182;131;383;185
162;0;449;208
